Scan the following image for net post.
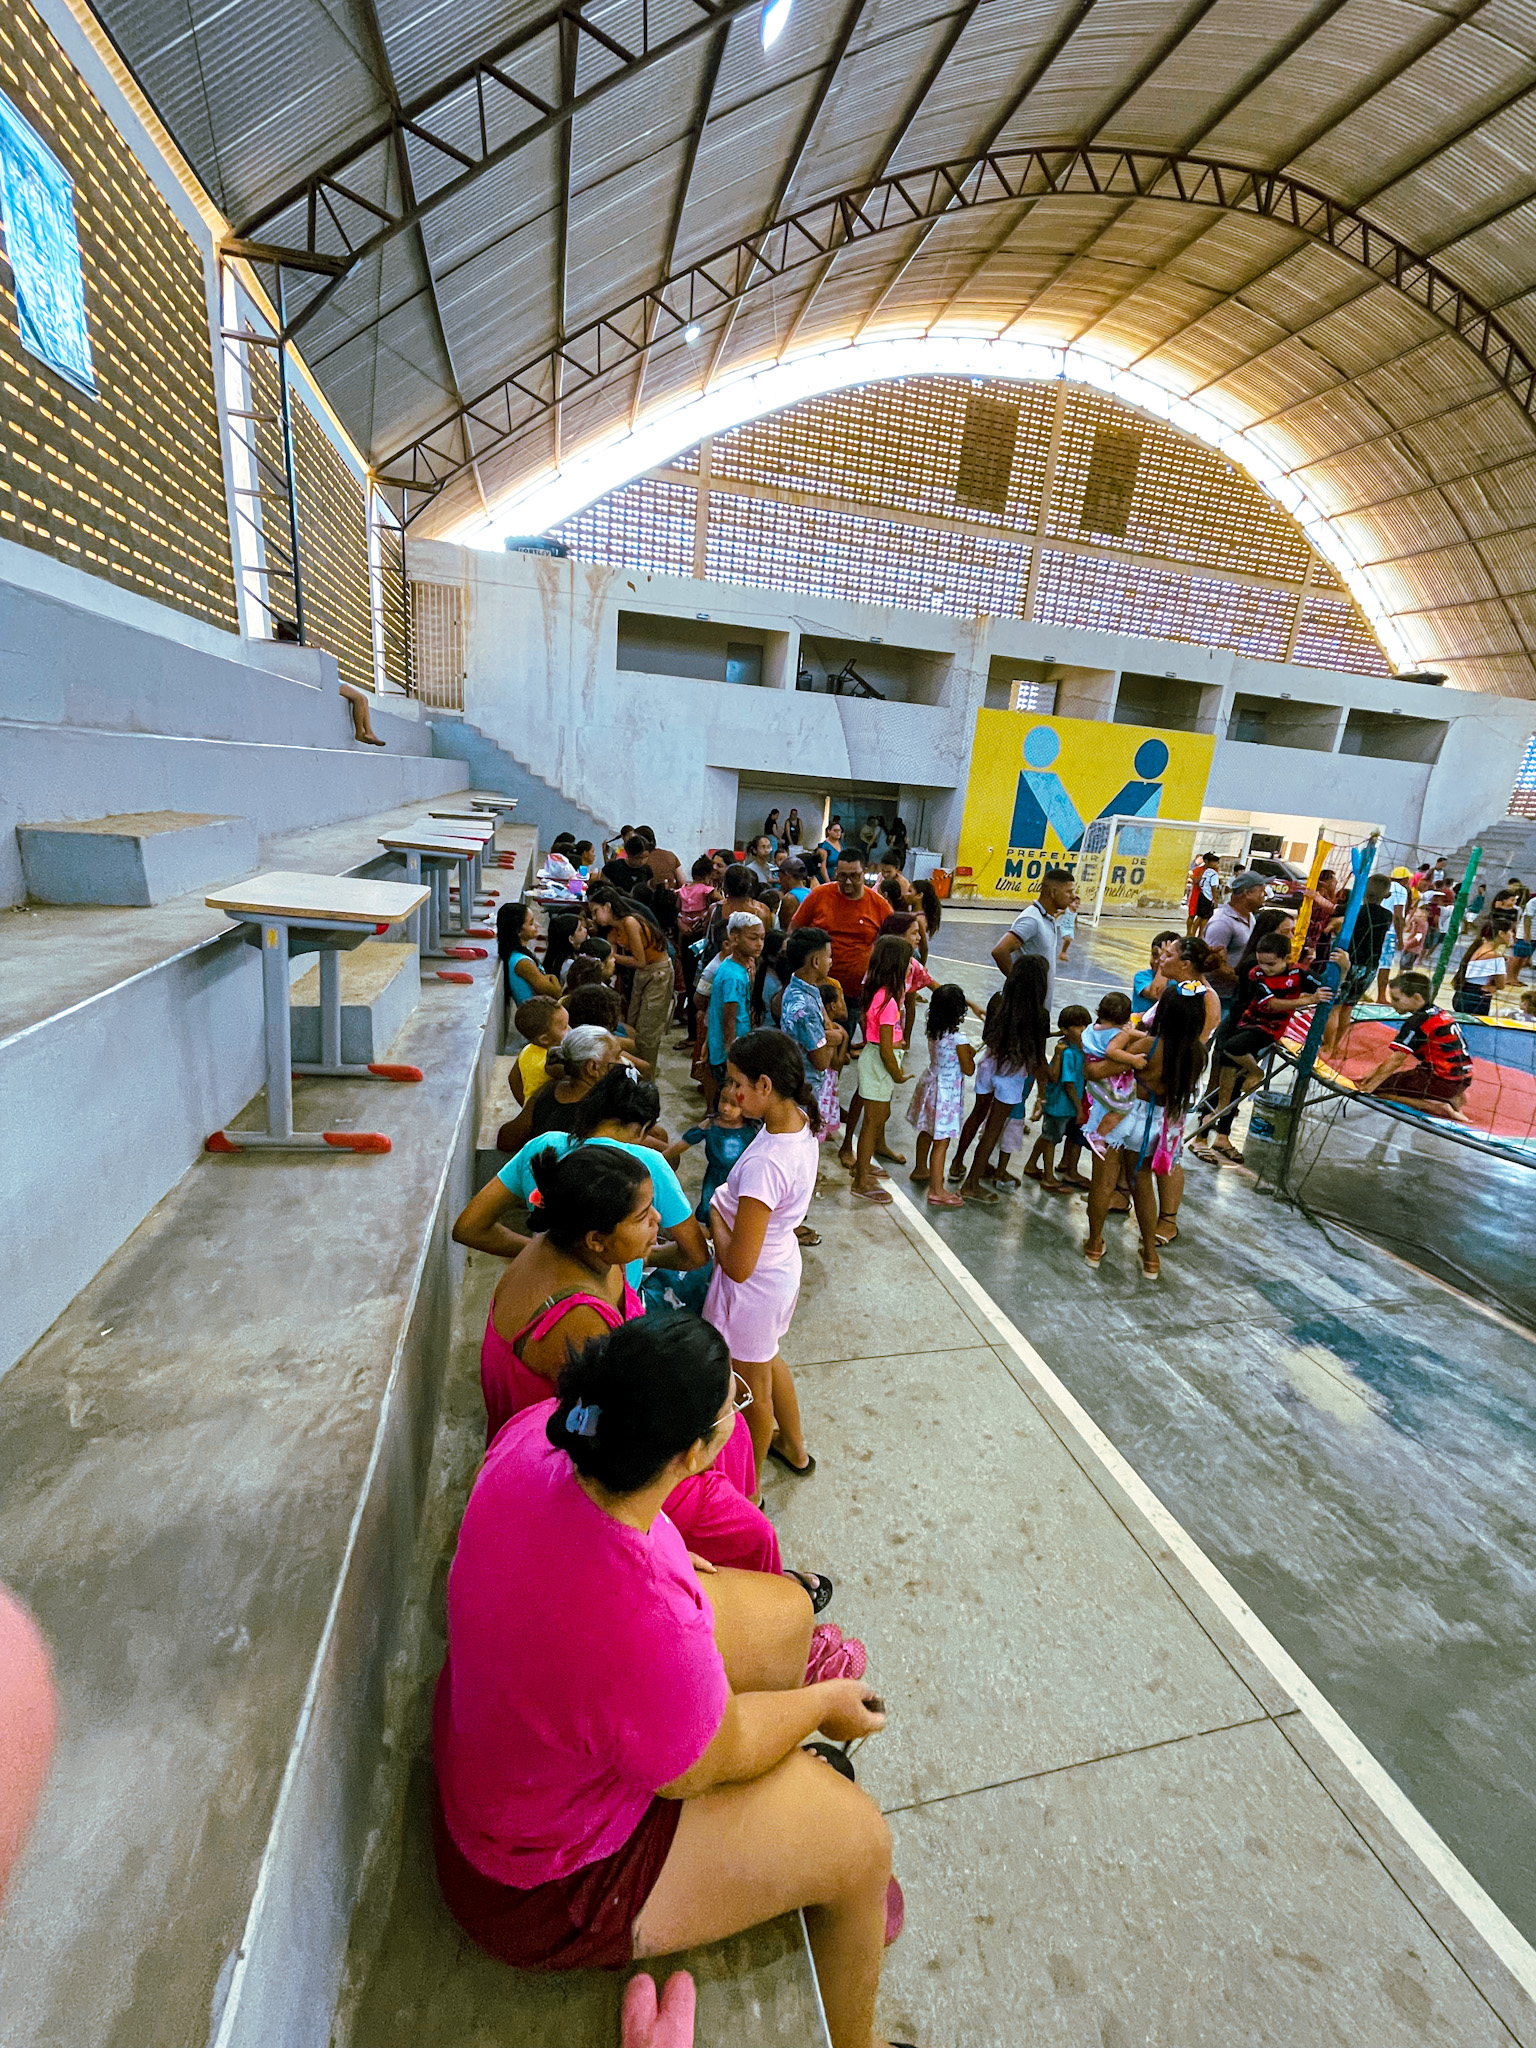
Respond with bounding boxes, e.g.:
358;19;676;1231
1428;845;1480;1004
1288;839;1332;964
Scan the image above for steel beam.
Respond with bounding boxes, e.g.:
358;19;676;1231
371;147;1536;522
223;0;770;343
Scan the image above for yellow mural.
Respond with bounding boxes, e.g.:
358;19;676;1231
956;710;1216;906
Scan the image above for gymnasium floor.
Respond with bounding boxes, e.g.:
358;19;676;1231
905;912;1536;1943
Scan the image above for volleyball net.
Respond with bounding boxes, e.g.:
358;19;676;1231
1077;816;1252;924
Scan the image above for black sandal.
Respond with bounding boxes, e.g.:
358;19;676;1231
802;1741;855;1782
768;1443;817;1476
788;1569;835;1613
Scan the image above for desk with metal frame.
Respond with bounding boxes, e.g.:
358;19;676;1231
378;829;493;957
203;871;430;1155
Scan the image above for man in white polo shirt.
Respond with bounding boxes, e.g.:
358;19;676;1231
991;867;1076;1013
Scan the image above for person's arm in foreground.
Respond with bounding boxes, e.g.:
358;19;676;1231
710;1194;769;1282
659;1680;884;1798
878;1020;905;1084
452;1175;532;1258
989;930;1022;976
646;1214;711;1273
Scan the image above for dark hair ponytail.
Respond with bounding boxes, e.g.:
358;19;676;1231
724;1027;822;1133
547;1313;731;1494
572;1064;661;1138
527;1142;652;1251
927;982;967;1039
497;900;532;963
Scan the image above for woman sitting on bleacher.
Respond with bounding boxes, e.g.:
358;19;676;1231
460;1136;792;1579
433;1315;910;2048
495;1023;623;1152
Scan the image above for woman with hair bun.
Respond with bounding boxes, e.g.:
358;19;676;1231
703;1029;822;1484
475;1142;656;1441
433;1315;903;2048
458;1119;798;1581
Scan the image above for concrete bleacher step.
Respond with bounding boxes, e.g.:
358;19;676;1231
1;719;467;906
0;936;506;2048
427;713;609;848
331;1255;833;2048
17;809;258;905
290;939;420;1064
0;805;536;1376
342;1760;830;2048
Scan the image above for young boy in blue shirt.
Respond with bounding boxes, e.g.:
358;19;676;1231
1025;1005;1091;1192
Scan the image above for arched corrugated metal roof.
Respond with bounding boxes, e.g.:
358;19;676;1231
88;0;1536;694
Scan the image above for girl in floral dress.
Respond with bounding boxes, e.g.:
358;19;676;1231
907;983;973;1208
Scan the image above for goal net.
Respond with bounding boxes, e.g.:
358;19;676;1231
1078;817;1252;925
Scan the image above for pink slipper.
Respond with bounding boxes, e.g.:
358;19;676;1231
623;1970;696;2048
927;1190;964;1208
805;1622;868;1683
885;1876;905;1946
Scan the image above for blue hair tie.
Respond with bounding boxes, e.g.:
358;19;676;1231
566;1402;601;1438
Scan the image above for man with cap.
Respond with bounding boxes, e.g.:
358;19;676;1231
1204;871;1270;1015
1376;866;1413;1002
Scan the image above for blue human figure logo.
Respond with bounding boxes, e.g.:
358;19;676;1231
1008;728;1169;853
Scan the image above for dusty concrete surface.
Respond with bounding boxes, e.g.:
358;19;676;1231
330;1012;1536;2048
0;932;502;2047
0;798;497;1041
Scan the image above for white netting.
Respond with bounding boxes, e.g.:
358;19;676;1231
1082;817;1250;923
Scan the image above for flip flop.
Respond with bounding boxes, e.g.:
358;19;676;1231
1140;1254;1161;1279
787;1568;834;1610
1083;1239;1105;1267
1023;1165;1046;1182
1189;1143;1220;1163
852;1185;893;1204
769;1444;816;1477
874;1148;907;1165
908;1167;931;1183
1154;1223;1180;1247
802;1740;855;1781
927;1190;964;1208
794;1225;822;1247
962;1184;999;1204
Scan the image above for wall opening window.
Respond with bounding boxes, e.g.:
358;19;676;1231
1228;694;1340;752
1339;709;1447;764
1115;673;1211;734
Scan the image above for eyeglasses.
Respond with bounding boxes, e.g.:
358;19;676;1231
715;1372;753;1431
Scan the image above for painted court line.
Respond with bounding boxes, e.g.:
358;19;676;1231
881;1174;1536;2004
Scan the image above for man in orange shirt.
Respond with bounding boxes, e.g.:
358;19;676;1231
790;846;888;1006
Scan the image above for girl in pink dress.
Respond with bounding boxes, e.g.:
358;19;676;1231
703;1029;822;1485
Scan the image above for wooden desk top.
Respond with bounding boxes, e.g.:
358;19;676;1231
426;813;496;837
378;829;489;856
460;792;519;809
206;871;429;923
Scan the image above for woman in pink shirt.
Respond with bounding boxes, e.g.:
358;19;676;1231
433;1316;909;2048
703;1030;822;1484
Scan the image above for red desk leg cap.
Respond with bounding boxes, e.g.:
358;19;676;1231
443;945;487;959
466;928;495;939
437;970;474;984
205;1131;242;1153
324;1131;392;1152
368;1062;424;1081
